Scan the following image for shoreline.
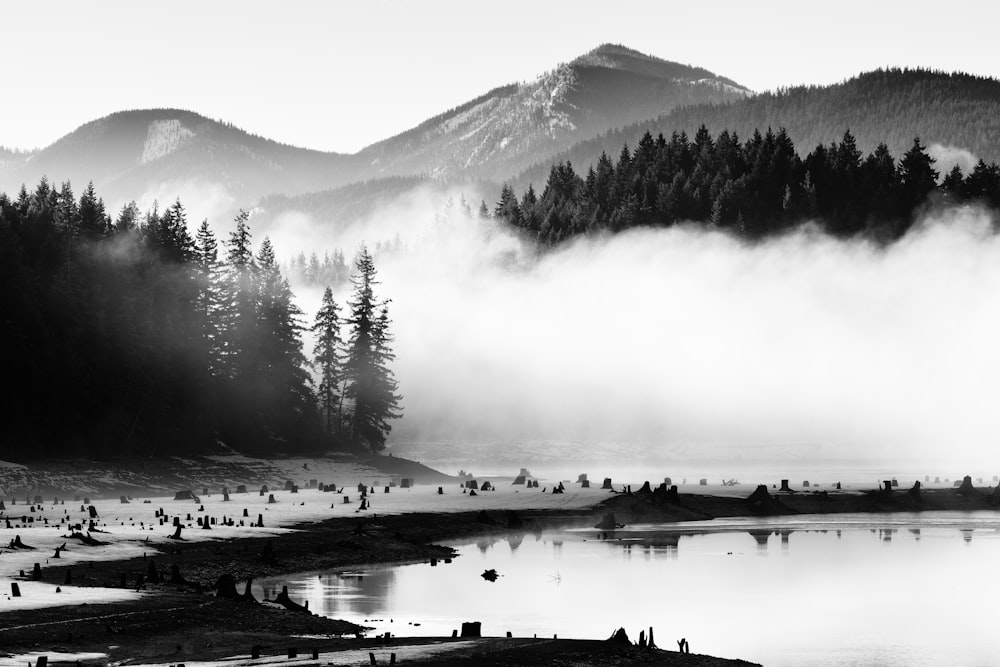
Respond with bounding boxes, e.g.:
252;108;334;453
3;458;999;665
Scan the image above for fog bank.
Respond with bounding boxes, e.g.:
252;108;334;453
275;193;1000;472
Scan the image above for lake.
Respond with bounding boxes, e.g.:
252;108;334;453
255;511;1000;665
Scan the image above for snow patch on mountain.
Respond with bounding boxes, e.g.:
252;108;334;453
139;119;194;164
692;78;754;96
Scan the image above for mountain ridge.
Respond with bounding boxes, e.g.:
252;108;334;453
507;66;1000;192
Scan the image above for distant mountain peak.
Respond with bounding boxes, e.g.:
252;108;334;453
572;43;657;66
570;43;748;91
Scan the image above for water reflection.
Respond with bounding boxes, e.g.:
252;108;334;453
476;536;499;553
749;529;771;550
256;511;1000;667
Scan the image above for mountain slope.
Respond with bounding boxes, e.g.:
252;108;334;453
355;43;751;182
0;109;361;213
511;68;1000;191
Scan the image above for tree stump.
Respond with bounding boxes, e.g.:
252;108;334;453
957;475;977;496
460;621;482;638
216;574;239;598
601;478;613;490
607;627;629;644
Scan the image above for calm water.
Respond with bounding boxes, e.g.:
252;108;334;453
256;511;1000;666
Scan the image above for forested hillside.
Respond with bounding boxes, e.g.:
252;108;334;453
0;181;400;460
511;69;1000;192
495;126;1000;244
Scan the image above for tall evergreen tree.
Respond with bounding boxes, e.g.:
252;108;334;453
255;237;314;435
343;245;402;451
220;209;256;379
898;137;939;216
194;219;223;372
312;287;343;435
77;181;108;239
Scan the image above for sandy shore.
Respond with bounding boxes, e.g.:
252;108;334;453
3;453;997;666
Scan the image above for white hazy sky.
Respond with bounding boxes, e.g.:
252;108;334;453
2;0;998;153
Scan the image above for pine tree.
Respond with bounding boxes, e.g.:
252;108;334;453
343;245;402;451
194;219;223;372
312;287;343;434
77;181;108;239
899;137;939;217
255;237;313;428
114;201;140;234
220;209;256;379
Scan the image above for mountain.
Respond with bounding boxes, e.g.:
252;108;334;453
0;108;360;215
510;68;1000;191
0;46;749;220
354;44;751;182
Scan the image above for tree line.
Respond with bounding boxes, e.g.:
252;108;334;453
494;126;1000;243
0;179;401;460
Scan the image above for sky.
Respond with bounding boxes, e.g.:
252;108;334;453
1;0;998;154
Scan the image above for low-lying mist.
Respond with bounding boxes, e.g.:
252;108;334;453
265;190;1000;475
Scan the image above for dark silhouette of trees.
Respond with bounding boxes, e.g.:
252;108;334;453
342;245;402;452
312;287;343;436
498;126;1000;244
0;184;406;460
